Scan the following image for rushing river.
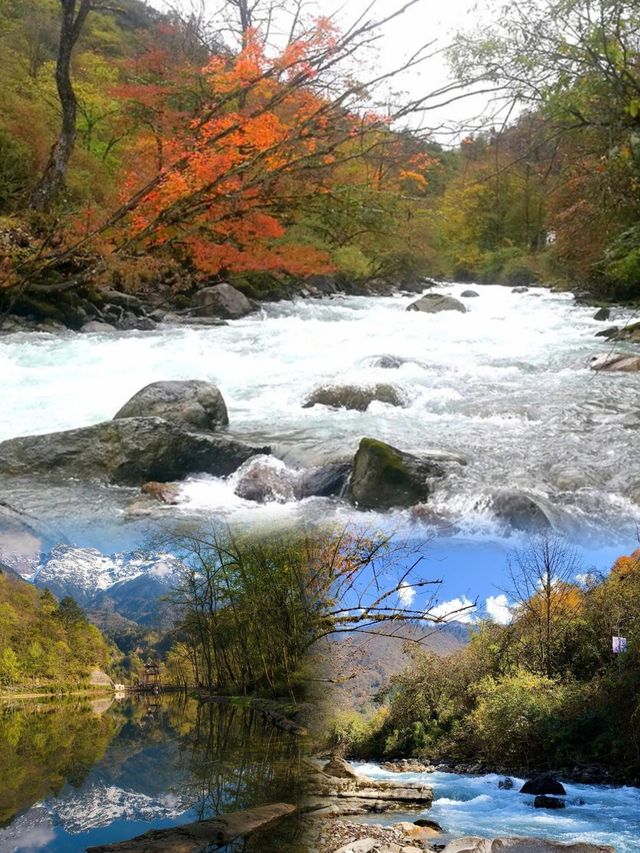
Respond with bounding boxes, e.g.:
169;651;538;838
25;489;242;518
0;696;304;853
357;763;640;852
1;283;639;548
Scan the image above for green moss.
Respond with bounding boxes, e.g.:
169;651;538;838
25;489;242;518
359;438;408;484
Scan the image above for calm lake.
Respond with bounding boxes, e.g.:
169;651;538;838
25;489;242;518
0;695;305;852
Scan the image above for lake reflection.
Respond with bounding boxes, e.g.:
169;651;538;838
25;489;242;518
0;694;305;852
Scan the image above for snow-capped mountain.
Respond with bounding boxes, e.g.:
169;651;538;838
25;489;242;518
51;782;189;833
22;545;185;625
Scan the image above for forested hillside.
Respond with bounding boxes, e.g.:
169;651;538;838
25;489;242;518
0;564;115;690
331;543;640;783
1;0;639;316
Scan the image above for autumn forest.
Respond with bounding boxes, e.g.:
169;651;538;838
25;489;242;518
2;0;640;320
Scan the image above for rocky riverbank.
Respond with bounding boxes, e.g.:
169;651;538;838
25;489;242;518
302;758;616;853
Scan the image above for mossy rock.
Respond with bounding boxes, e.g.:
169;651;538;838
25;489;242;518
347;437;461;510
302;384;405;412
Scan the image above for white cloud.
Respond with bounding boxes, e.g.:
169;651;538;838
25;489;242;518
485;594;512;625
397;581;416;607
430;595;476;623
575;572;597;587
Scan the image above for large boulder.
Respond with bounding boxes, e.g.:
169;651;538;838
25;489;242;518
0;418;269;485
489;490;552;532
590;353;640;372
520;774;566;796
303;384;405;412
593;307;610;321
406;293;466;314
191;283;257;319
114;380;229;431
442;839;613;853
347;437;463;510
461;289;480;297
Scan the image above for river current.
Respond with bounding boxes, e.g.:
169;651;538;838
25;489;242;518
358;763;640;853
1;283;639;548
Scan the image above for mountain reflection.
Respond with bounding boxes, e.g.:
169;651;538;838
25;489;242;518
0;695;304;853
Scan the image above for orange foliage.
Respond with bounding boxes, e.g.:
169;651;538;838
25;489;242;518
104;26;376;277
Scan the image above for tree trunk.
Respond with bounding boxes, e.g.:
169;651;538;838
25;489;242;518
28;0;91;211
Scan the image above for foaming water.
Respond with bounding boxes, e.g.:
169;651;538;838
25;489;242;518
357;763;640;852
1;284;639;542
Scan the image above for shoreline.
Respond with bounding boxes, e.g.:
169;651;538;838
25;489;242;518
1;276;636;337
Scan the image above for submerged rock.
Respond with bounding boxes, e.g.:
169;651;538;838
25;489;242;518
520;774;566;796
191;282;257;319
489;489;552;532
233;456;296;503
590;353;640;372
594;325;619;338
303;383;405;411
534;795;566;809
441;838;613;852
407;293;467;314
512;286;529;294
370;355;408;369
296;461;351;499
81;320;116;333
347;437;464;510
498;777;514;789
461;289;480;297
141;481;182;504
114;380;229;431
0;418;268;485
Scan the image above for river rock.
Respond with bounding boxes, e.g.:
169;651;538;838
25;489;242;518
590;353;640;372
303;384;405;411
114;380;229;431
296;462;351;499
442;839;613;852
512;286;529;293
593;307;610;321
520;774;566;795
461;290;480;297
233;456;296;503
192;282;258;319
81;320;116;333
141;481;182;504
370;355;408;369
381;759;435;773
324;757;360;780
407;293;467;314
307;757;433;816
610;320;640;342
396;820;443;841
498;777;514;789
534;795;566;809
348;438;465;510
594;325;619;338
0;418;269;485
489;490;552;532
